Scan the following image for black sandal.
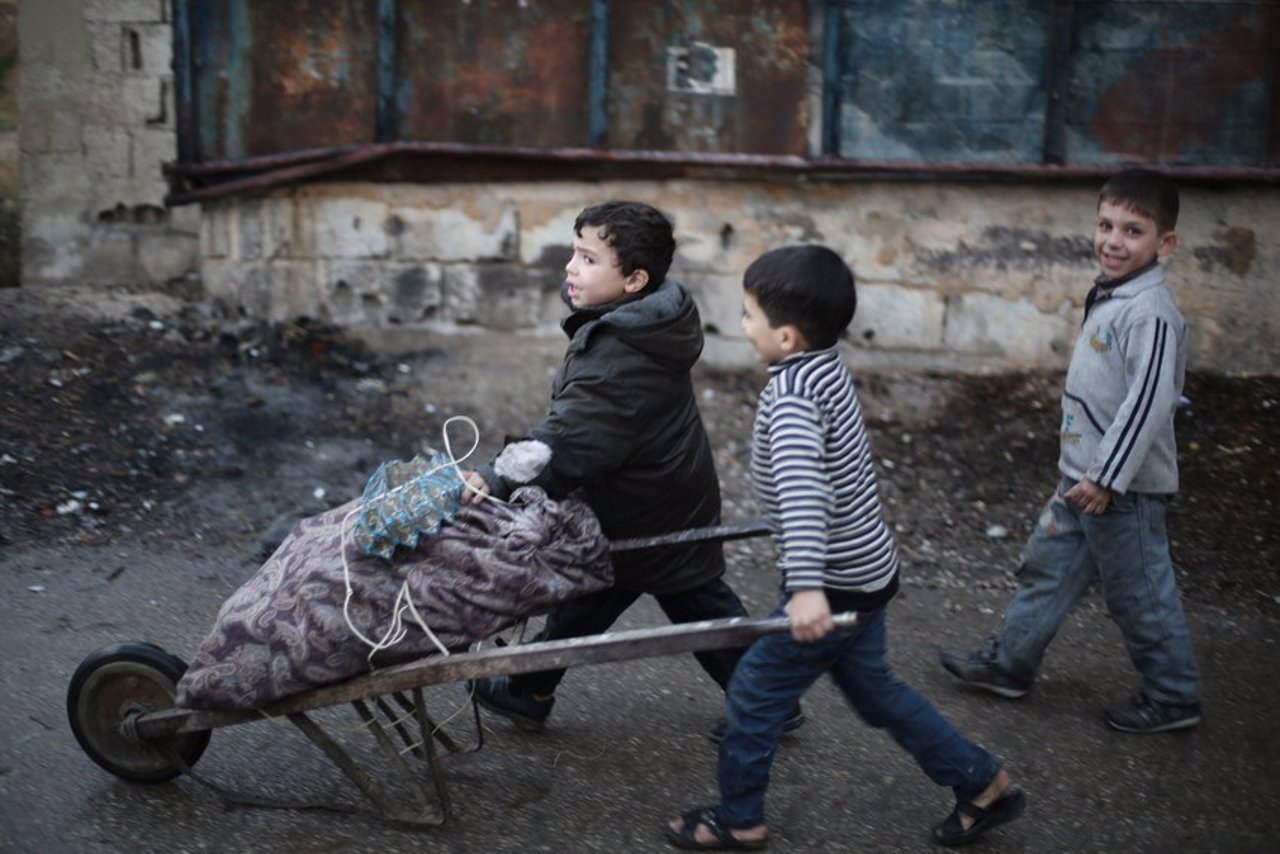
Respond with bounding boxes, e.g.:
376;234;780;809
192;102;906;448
931;788;1026;846
664;806;768;851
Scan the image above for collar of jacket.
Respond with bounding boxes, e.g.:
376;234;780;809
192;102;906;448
561;279;686;338
766;346;840;376
1094;259;1159;290
1084;262;1166;321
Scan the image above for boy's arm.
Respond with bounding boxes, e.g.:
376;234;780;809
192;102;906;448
483;365;641;500
785;589;835;641
1086;313;1182;495
766;394;834;594
1063;478;1113;515
528;375;636;494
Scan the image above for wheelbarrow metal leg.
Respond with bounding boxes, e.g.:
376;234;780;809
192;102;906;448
373;694;423;758
289;709;445;827
412;687;452;816
351;699;443;823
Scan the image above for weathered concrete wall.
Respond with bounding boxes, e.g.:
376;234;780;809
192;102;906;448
18;0;198;288
197;180;1280;375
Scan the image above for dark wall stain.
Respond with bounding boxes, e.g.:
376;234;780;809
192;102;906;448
1193;226;1257;277
392;266;427;307
918;226;1093;273
776;212;822;242
534;243;572;269
476;263;526;296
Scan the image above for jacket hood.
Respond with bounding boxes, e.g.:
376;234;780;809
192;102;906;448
562;279;704;370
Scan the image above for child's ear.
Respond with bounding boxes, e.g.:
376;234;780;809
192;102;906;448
1158;230;1178;257
778;324;808;355
624;268;649;293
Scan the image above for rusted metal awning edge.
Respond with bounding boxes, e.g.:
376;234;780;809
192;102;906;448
163;142;1280;207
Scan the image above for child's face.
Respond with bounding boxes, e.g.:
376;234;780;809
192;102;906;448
741;292;790;365
1094;200;1176;280
564;225;647;308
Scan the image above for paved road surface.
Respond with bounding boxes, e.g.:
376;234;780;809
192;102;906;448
2;535;1277;853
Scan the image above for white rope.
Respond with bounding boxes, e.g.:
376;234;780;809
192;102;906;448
338;415;500;665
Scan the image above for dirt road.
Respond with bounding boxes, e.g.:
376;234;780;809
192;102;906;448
2;284;1278;852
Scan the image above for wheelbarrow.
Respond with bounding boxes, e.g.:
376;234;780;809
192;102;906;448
66;519;857;827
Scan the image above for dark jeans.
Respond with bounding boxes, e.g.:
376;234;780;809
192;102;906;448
510;577;750;697
716;603;999;829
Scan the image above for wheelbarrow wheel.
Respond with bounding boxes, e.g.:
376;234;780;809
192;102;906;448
67;642;210;784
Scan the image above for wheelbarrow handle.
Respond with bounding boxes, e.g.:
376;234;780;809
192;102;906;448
609;519;772;553
136;611;859;737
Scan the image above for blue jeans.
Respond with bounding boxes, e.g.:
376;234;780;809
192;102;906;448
716;603;999;829
996;478;1201;707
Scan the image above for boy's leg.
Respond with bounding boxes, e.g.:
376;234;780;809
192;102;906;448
1087;492;1201;712
655;577;750;689
473;586;640;728
834;609;1000;799
942;486;1096;695
996;490;1098;680
515;585;642;695
716;602;830;829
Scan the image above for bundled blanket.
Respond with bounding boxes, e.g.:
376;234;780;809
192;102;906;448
176;486;612;711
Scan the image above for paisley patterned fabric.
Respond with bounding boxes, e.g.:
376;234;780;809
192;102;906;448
176;486;613;711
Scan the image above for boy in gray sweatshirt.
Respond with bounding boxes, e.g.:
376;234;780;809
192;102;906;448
941;170;1202;734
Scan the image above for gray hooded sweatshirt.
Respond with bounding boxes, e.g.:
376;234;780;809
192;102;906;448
1058;263;1186;495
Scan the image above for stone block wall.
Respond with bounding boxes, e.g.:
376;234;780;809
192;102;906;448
19;0;198;288
197;179;1280;374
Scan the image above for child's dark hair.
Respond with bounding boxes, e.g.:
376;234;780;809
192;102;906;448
1099;169;1180;234
574;201;675;292
743;245;856;349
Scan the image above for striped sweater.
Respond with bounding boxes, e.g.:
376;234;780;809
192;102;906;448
1059;263;1186;495
750;347;899;603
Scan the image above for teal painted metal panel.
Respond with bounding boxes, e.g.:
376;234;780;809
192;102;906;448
836;0;1053;163
1066;3;1279;167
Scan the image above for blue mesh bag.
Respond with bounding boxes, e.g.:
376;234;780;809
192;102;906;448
353;449;464;560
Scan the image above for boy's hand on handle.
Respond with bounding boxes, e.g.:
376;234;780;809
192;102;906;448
786;590;834;642
1064;478;1113;515
459;470;491;505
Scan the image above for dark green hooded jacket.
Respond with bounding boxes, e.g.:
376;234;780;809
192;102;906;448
477;279;725;594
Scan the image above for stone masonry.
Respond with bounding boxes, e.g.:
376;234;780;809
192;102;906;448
19;0;198;289
196;179;1280;374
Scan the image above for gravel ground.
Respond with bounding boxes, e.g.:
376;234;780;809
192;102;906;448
2;283;1276;607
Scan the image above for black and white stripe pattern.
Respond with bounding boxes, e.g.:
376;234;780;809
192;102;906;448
750;348;898;594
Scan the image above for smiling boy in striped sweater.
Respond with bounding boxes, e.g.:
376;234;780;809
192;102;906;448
665;245;1024;850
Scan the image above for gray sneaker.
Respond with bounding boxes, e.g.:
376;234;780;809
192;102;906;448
940;637;1032;699
1106;693;1201;733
